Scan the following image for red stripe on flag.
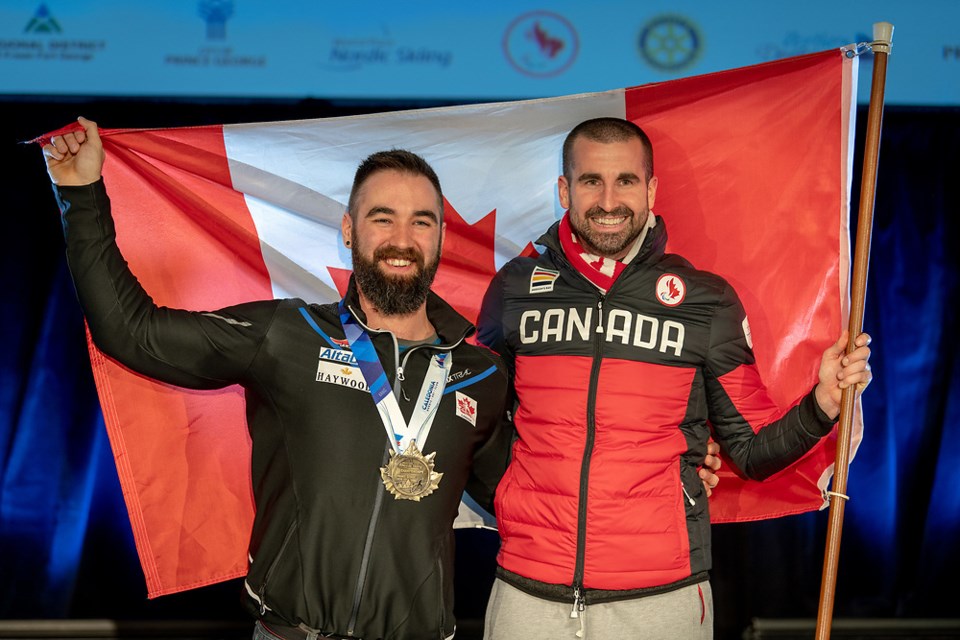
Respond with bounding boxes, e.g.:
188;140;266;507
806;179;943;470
94;126;270;596
623;50;847;521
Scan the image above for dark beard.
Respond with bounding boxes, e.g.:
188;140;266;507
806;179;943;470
569;204;646;257
352;243;441;316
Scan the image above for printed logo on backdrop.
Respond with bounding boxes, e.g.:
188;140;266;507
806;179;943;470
503;11;578;77
756;31;871;62
0;4;105;62
637;15;702;72
199;0;233;40
23;4;60;33
321;30;453;70
164;1;265;68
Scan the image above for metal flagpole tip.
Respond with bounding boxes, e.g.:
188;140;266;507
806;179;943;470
872;22;894;53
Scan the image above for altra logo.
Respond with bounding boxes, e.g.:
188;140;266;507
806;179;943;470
318;347;358;367
455;392;478;427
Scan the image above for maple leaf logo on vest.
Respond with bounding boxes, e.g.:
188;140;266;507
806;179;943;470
656;273;686;307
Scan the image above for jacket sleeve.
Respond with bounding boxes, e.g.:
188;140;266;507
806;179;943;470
463;395;514;516
703;282;835;481
476;268;515;377
469;272;522;515
55;179;278;389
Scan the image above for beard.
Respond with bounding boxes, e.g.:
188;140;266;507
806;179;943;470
351;242;441;316
569;204;648;258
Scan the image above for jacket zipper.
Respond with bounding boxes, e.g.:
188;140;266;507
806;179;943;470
571;293;606;617
256;521;298;615
541;236;644;617
347;445;390;635
436;555;446;638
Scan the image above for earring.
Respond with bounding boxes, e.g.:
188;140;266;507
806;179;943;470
345;240;351;247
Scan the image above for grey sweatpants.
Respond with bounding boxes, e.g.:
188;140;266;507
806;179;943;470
483;578;713;639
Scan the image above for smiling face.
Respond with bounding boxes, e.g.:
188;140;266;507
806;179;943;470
341;169;445;316
558;136;658;261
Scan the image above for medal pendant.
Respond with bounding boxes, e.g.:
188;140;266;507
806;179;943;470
380;440;443;502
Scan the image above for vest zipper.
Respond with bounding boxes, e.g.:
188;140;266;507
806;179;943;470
571;293;605;617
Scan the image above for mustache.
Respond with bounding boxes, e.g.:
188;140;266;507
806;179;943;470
372;245;425;267
585;205;635;219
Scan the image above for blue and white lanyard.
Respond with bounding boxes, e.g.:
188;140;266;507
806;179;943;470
339;300;450;453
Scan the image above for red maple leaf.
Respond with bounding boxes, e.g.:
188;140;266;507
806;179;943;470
667;278;680;300
458;397;476;417
531;22;564;58
328;196;499;328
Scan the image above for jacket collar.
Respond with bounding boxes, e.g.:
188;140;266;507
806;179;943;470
341;275;475;347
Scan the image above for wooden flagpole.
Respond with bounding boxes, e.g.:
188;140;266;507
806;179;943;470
814;22;893;640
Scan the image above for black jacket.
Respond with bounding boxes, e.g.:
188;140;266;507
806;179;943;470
56;179;512;640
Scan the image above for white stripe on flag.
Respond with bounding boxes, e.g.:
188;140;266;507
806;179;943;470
222;91;626;301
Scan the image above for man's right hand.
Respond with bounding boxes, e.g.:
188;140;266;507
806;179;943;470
42;116;104;186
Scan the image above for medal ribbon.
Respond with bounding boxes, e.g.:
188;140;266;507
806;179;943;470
339;301;450;453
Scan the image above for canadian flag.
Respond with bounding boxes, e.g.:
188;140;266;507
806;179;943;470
48;48;860;597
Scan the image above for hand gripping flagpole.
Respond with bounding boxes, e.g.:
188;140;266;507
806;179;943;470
814;22;893;640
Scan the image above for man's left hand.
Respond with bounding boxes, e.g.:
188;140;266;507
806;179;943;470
815;330;873;420
699;440;721;497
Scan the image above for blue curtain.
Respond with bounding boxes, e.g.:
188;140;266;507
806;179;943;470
1;103;957;636
711;108;960;633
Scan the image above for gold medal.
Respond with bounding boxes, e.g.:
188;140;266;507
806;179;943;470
380;441;443;501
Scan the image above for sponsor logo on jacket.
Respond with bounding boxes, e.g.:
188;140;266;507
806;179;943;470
318;347;358;366
455;392;478;426
447;368;473;383
656;274;686;307
315;347;367;390
518;307;685;356
315;360;368;390
529;266;561;293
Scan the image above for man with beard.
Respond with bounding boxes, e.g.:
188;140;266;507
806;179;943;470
43;117;513;640
476;117;873;639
